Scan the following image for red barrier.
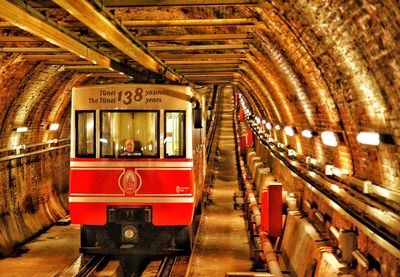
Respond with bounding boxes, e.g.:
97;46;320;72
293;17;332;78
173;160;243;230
240;135;247;155
247;130;253;147
239;109;245;122
261;182;282;237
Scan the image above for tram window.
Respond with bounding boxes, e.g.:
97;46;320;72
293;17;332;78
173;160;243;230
100;111;159;158
76;111;95;157
165;111;185;157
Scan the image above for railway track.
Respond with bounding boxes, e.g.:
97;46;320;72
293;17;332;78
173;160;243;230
58;255;109;276
142;255;190;277
140;205;203;276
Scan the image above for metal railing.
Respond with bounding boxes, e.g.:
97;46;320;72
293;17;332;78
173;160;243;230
0;138;70;162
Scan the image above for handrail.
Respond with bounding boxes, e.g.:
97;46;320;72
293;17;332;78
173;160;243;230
0;138;70;153
0;138;70;162
205;87;222;163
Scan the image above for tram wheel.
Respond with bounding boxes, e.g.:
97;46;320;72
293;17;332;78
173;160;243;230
175;224;194;253
81;225;96;247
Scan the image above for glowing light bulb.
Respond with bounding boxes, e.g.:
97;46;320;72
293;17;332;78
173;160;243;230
49;123;59;131
302;129;313;138
356;132;380;145
321;131;338;147
16;127;28;133
284;126;295;136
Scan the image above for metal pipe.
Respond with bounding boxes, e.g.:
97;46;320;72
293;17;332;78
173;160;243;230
238;158;283;277
259;231;282;276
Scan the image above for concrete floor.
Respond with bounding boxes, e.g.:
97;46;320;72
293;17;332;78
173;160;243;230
189;87;252;276
0;223;80;277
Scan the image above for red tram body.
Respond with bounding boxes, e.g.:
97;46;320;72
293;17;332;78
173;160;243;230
69;84;206;254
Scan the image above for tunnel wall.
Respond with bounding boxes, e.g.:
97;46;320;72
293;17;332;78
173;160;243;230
0;148;69;257
0;57;89;256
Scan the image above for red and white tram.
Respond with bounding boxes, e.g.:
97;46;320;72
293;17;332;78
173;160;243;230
69;83;206;254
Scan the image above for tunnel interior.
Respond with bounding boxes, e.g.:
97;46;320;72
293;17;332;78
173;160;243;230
0;1;398;275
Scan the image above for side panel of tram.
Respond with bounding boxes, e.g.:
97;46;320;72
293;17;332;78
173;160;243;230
69;84;206;253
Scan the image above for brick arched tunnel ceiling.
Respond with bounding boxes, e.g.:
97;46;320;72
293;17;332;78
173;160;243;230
0;1;399;189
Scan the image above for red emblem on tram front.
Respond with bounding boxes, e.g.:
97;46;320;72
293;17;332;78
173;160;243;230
122;170;140;195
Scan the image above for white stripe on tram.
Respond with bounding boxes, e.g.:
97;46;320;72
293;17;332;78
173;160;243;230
69;196;194;203
70;161;193;168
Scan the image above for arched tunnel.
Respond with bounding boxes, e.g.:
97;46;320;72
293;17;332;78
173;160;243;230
0;1;398;276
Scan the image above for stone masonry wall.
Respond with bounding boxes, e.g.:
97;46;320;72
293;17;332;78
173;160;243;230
0;147;69;256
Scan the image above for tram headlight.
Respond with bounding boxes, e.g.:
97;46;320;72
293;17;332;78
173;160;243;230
122;225;138;242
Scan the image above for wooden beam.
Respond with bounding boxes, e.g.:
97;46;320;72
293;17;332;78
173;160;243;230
0;2;162;82
27;1;259;8
0;34;252;44
184;73;235;77
165;59;242;65
21;54;81;61
0;47;68;53
63;65;111;73
61;18;256;28
122;18;256;27
113;0;259;6
53;0;160;72
86;72;133;78
185;76;236;80
0;18;257;29
192;80;233;84
159;53;246;59
137;33;252;41
172;64;241;69
176;67;238;71
54;0;183;83
149;44;249;51
0;36;43;42
0;21;15;28
45;60;93;65
0;1;110;67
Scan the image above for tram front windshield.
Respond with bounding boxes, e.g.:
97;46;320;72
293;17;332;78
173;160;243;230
100;111;159;158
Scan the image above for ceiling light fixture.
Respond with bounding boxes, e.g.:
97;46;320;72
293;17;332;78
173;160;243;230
48;123;59;131
284;126;295;137
356;131;380;145
302;129;313;138
321;131;338;147
15;127;28;133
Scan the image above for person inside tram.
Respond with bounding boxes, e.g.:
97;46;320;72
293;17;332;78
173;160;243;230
122;139;141;156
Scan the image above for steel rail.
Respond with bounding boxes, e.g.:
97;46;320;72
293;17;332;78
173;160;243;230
75;255;107;277
58;255;108;277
